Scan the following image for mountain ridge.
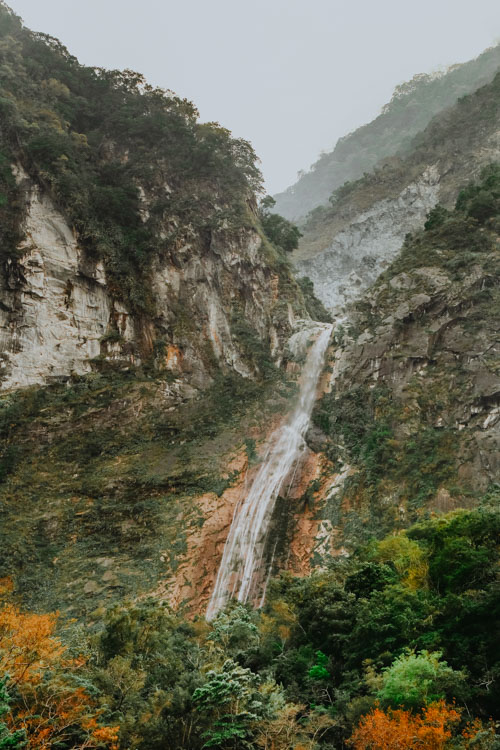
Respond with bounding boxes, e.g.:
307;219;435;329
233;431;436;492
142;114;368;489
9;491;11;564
274;42;500;222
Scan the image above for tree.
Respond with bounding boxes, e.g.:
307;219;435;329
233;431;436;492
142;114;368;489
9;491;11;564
0;677;25;749
254;703;335;750
376;650;466;710
0;586;119;749
348;701;461;750
192;659;265;748
258;197;302;252
373;535;428;589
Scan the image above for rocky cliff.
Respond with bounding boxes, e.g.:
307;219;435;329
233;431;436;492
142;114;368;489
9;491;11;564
299;164;500;560
0;4;315;616
0;3;309;392
0;167;300;391
294;72;500;311
0;1;498;628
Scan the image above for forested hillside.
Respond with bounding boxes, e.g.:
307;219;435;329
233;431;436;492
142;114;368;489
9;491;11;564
294;69;500;310
0;2;498;748
274;43;500;221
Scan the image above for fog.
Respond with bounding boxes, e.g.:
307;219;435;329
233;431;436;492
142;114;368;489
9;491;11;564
9;0;500;193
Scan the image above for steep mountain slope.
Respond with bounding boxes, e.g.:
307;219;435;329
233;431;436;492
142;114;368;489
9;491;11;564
274;43;500;221
302;165;500;557
0;1;497;633
0;3;309;392
295;71;500;310
0;3;317;615
0;9;498;749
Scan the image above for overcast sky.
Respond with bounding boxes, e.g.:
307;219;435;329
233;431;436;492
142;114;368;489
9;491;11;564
8;0;500;193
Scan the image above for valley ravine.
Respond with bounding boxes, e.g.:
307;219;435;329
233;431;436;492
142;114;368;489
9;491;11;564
206;322;333;619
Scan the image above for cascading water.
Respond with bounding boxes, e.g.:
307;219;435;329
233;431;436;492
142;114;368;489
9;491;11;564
206;322;332;620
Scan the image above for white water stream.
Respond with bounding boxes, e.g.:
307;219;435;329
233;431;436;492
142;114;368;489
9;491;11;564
206;322;332;620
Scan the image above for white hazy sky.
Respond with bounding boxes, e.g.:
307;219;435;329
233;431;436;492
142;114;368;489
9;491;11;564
8;0;500;193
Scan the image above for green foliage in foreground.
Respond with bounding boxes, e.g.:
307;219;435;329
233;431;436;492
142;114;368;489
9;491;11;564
1;505;498;747
0;678;25;749
5;503;491;749
376;650;466;711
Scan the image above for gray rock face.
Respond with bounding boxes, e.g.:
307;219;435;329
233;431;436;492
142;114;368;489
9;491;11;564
294;167;440;312
0;173;299;391
332;261;500;491
0;179;122;389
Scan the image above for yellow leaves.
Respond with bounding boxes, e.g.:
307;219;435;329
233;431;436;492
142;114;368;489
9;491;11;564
92;725;120;750
37;108;65;132
278;624;292;642
254;703;335;750
71;131;89;148
0;577;14;599
41;78;70;99
374;534;428;589
259;598;296;644
0;603;63;686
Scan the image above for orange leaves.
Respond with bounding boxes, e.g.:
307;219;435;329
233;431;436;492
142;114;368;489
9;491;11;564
92;725;120;750
0;594;119;749
348;701;461;750
0;603;63;686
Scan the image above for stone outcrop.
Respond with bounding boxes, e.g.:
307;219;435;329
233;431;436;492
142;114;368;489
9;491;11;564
331;262;500;488
0;171;300;392
295;166;440;311
0;174;120;389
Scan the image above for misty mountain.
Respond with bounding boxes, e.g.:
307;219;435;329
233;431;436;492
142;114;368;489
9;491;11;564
274;43;500;221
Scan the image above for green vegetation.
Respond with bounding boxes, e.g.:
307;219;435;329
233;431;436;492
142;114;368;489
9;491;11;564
314;380;457;530
297;276;333;323
300;70;500;261
388;163;499;281
0;5;498;749
0;2;264;313
0;677;26;749
258;195;302;252
3;506;498;748
312;165;500;544
0;361;298;615
375;650;465;710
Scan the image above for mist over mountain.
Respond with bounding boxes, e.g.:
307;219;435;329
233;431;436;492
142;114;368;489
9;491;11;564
274;44;500;221
0;3;499;748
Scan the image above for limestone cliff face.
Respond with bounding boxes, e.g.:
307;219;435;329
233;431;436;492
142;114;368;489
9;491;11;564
295;166;441;311
1;174;121;389
294;73;500;312
0;170;297;392
332;262;500;484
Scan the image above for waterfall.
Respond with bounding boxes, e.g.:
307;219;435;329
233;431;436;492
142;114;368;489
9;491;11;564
206;322;332;620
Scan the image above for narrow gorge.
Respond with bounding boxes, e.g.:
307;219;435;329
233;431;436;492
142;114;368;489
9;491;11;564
0;4;499;748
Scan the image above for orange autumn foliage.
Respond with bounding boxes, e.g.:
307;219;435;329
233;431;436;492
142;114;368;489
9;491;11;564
348;700;461;750
0;589;119;749
0;603;64;686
